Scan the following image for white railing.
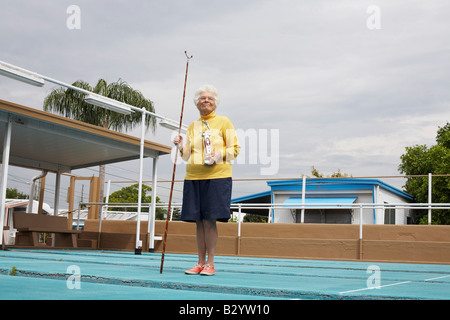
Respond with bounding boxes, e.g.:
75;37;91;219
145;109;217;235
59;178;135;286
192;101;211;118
229;202;450;239
74;201;450;251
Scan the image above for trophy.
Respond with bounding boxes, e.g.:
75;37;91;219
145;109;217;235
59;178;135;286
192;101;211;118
202;131;214;165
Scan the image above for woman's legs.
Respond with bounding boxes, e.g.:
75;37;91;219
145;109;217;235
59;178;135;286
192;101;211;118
196;219;218;266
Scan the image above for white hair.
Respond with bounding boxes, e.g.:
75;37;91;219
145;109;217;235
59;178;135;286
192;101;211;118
193;84;220;106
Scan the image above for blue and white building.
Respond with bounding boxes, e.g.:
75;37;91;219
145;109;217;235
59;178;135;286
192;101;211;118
231;178;415;225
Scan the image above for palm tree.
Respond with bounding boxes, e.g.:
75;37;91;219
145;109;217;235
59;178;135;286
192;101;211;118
43;78;157;201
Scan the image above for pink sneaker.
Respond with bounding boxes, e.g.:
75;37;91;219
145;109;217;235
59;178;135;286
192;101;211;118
200;264;215;276
185;264;204;275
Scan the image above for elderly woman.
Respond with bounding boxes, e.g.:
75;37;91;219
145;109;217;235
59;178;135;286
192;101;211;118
173;84;240;276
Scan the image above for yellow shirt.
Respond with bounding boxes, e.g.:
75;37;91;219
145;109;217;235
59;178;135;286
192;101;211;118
181;111;240;180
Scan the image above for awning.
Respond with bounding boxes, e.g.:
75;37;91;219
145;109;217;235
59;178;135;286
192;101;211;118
5;199;29;209
0;99;171;173
283;197;357;208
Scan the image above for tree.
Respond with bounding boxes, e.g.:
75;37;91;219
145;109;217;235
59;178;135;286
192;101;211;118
6;188;28;199
43;79;157;201
310;166;352;178
243;214;268;223
43;79;156;131
398;122;450;224
107;183;168;220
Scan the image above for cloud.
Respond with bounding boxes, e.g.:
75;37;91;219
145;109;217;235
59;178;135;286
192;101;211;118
1;0;450;204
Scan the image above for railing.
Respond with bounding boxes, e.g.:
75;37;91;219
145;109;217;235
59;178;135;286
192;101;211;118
229;202;450;239
73;201;450;252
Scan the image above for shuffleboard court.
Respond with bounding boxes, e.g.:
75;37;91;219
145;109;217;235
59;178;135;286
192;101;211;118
0;249;449;300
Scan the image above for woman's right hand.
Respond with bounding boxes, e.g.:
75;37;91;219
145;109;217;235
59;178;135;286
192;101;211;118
173;135;183;150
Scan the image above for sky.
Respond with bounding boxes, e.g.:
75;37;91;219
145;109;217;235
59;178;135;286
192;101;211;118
1;0;449;207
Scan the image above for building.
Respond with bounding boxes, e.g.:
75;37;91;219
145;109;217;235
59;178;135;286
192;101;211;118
231;178;415;225
3;199;53;245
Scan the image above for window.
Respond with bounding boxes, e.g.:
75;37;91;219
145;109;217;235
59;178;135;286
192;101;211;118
297;209;352;224
384;204;395;224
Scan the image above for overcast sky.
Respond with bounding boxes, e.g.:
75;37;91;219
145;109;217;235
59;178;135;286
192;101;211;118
1;0;449;206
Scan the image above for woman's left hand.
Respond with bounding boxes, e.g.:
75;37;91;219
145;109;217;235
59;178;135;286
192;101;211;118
205;151;222;165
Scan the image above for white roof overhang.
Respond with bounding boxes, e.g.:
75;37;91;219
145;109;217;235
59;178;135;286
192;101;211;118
0;99;171;173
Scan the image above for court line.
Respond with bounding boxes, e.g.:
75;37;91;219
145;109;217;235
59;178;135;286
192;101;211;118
339;275;450;295
339;281;412;295
424;275;450;281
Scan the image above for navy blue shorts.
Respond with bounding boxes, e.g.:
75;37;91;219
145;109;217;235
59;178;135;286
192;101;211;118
181;178;232;222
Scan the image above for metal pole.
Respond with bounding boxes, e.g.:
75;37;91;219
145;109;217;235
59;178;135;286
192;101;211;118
104;179;111;219
160;51;193;273
359;204;363;239
428;173;432;225
52;169;61;246
0;116;12;250
237;204;242;237
135;109;146;254
54;170;61;216
301;175;306;223
359;204;363;260
148;156;158;252
105;180;111;203
77;203;81;231
237;204;242;256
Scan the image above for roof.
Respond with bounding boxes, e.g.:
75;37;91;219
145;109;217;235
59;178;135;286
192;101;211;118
4;199;53;214
267;178;414;201
231;178;414;213
231;190;272;204
230;191;271;215
0;99;171;173
4;199;29;209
